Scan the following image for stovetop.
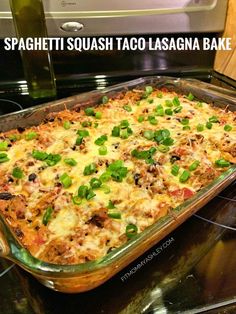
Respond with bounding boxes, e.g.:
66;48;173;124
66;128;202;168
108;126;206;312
0;42;235;313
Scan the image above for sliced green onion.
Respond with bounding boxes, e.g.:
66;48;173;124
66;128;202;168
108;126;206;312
145;86;153;94
77;129;89;137
174;106;183;113
64;158;77;166
86;189;96;200
59;173;72;188
107;200;116;209
63;121;71;130
90;178;102;189
138;116;145;123
148;115;158;125
102;95;109;104
120;129;129;139
123;105;132;112
81;121;92;127
196;124;204;132
148;98;154;104
179;170;190;183
99;145;108;155
95;111;102;119
45;154;61;166
157;92;163;98
25;131;38;141
171;164;179;176
206;122;212;129
158;145;169;153
12;167;23;179
111;126;120;137
172;97;180;106
180;118;189;125
72;196;82;205
143;130;154;140
224;124;232;132
162;137;174;146
94;122;99;128
0;153;9;163
197;102;203;107
165;100;172;107
120;120;129;129
108;210;121;219
189;160;200;171
155;105;165;116
83;163;96;176
183;126;191;130
209;116;219;123
95;135;108;146
76;136;83;146
126;224;138;239
78;185;89;198
84;107;95;116
165;109;173;116
215;159;230;167
100;172;111;182
187;92;194;101
42;207;53;226
0;141;8;151
32;150;48;161
100;184;110;194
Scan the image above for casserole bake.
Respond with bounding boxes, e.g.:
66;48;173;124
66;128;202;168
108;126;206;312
0;76;235;292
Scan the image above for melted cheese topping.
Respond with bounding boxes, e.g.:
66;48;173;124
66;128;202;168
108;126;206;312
0;87;235;265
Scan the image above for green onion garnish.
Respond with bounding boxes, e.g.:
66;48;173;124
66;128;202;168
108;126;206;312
165;100;173;107
90;178;102;189
76;136;83;146
45;154;61;167
84;107;95;116
100;172;111;182
120;120;129;129
189;160;200;171
0;153;9;163
173;106;183;113
99;145;108;155
165;109;173;116
126;224;138;239
86;189;96;200
12;167;23;179
108;210;121;219
158;145;169;153
81;121;92;127
107;200;116;209
171;164;179;176
157;92;163;98
183;126;191;130
64;158;77;166
42;207;53;225
138;116;145;123
162;137;174;146
145;86;153;94
0;141;8;151
224;125;232;132
215;159;230;167
63;121;71;130
180;118;189;125
179;170;190;183
95;112;102;119
25;131;38;141
77;129;89;137
111;126;120;137
155;105;165;116
197;124;204;132
173;97;180;106
32;150;48;161
148;115;158;125
72;196;82;205
123;105;132;112
143;130;154;140
102;95;109;104
209;116;219;123
83;163;96;176
95;135;108;146
59;173;72;188
206;122;212;129
78;185;89;198
187;92;194;101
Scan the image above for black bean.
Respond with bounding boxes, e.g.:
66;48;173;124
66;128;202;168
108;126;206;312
134;173;141;185
28;173;37;181
17;127;25;133
0;192;14;200
170;155;181;163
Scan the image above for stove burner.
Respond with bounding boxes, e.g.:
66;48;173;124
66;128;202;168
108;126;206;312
0;98;23;115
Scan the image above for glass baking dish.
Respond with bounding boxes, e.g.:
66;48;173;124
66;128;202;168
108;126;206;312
0;76;235;293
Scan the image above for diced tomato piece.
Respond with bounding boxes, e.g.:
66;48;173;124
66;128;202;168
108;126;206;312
170;188;195;200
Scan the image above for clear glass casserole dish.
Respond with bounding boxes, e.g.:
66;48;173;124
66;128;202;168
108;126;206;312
0;76;235;293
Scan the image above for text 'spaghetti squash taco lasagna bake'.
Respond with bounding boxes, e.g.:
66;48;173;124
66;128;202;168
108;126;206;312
0;86;235;265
